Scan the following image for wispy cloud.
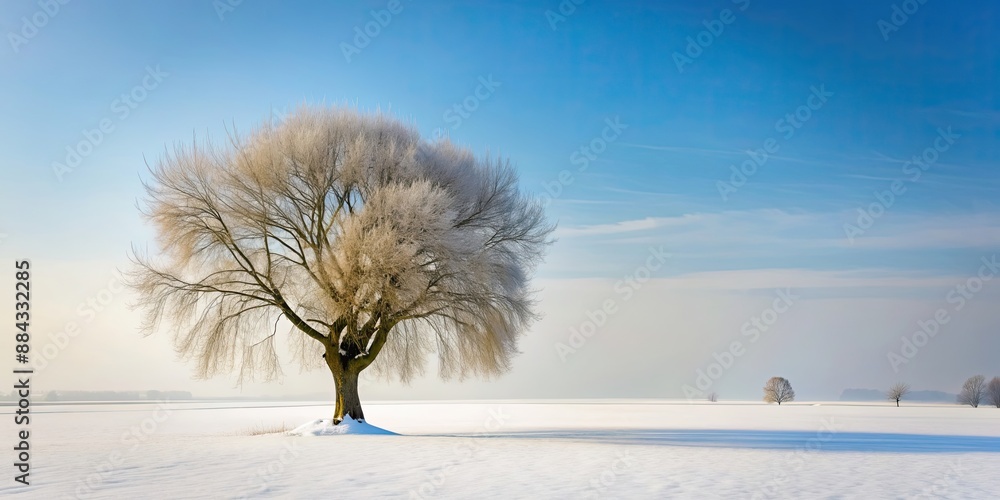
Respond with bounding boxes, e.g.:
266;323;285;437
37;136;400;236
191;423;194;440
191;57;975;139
554;209;1000;252
661;267;973;292
621;142;847;169
540;267;992;295
548;198;625;205
840;173;900;181
618;142;744;157
555;210;818;239
847;214;1000;250
554;217;666;237
939;108;1000;122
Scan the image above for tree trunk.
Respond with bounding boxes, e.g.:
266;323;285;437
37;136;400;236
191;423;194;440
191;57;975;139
322;321;394;425
896;399;900;407
332;367;364;424
324;350;365;425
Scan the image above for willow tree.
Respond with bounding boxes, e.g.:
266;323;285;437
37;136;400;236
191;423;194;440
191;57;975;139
129;107;552;424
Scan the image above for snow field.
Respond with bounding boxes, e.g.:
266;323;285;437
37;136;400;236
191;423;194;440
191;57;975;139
2;400;998;499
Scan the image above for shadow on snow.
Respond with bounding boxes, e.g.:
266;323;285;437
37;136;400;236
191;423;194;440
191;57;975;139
438;429;1000;453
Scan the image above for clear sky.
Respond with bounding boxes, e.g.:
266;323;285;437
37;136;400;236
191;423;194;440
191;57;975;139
1;1;998;401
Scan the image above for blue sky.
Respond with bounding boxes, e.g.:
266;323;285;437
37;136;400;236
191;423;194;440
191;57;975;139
2;0;997;275
1;1;998;399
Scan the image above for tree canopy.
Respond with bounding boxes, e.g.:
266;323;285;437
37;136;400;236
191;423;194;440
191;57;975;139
129;107;553;410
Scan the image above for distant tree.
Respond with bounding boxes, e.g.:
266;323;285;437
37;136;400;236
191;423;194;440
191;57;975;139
987;376;1000;408
763;376;795;405
129;106;553;424
707;392;718;403
957;375;986;408
886;382;910;407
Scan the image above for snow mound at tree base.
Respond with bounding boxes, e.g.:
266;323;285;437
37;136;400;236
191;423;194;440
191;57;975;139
287;417;398;436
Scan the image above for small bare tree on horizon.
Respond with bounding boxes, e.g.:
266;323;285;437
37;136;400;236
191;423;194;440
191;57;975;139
957;375;986;408
986;376;1000;408
886;382;910;407
763;376;794;405
128;106;553;424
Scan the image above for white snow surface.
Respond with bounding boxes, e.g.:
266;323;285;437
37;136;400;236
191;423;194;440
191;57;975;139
3;400;999;499
288;416;397;436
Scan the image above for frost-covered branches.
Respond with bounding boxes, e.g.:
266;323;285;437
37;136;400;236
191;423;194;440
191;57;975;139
763;376;795;405
957;375;986;408
886;382;910;407
129;106;553;385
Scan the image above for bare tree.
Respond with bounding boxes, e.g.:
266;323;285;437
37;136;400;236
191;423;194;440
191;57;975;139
886;382;910;407
987;376;1000;408
763;376;795;405
957;375;986;408
129;106;553;424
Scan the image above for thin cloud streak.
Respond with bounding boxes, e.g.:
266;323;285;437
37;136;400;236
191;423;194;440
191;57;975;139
555;210;1000;252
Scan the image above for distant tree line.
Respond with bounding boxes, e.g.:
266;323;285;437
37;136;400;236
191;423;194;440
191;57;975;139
42;390;193;401
958;375;1000;408
879;376;1000;408
753;375;1000;408
840;388;956;403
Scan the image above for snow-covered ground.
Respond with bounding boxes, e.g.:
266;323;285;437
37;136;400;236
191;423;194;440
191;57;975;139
3;400;999;499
